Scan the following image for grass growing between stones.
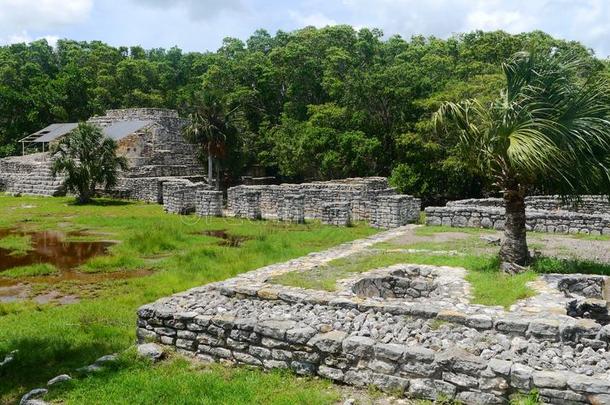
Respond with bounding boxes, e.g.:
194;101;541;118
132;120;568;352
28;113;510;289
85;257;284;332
0;233;32;255
0;195;376;403
47;352;340;405
273;249;537;308
274;225;610;309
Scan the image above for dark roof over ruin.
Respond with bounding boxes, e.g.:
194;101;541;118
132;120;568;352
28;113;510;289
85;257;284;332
22;120;154;144
20;123;78;143
103;120;153;141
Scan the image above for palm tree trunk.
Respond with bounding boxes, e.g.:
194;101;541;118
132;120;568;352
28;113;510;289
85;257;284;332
215;159;220;190
499;188;530;274
207;152;213;185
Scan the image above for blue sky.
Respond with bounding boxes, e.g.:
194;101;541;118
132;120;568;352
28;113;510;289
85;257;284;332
1;0;609;57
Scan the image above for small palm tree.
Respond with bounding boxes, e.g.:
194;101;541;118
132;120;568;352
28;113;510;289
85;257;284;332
51;123;127;204
434;51;610;273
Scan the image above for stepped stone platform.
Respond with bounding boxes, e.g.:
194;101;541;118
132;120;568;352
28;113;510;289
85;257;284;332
137;226;610;404
0;153;65;196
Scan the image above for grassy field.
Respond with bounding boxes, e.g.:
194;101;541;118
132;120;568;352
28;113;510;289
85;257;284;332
273;225;610;308
0;195;377;404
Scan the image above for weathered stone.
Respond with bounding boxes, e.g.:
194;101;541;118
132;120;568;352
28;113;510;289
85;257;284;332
567;373;610;393
290;361;317;375
403;346;435;363
455;391;504;405
136;343;164;362
532;370;567;389
510;363;533;391
441;372;478;388
254;320;297;340
342;335;375;358
47;374;71;386
19;388;48;405
318;365;344;381
408;378;456;400
371;373;409;393
286;326;317;344
309;331;347;354
374;343;405;361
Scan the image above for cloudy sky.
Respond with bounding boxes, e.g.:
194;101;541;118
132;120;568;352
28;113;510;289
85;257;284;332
1;0;609;57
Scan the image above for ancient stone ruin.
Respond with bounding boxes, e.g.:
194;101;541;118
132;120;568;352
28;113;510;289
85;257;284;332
137;226;610;404
425;196;610;235
0;108;204;200
227;177;421;228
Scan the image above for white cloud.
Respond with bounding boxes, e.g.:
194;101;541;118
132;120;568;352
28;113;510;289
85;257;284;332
134;0;243;20
465;10;537;33
292;12;337;28
0;0;92;45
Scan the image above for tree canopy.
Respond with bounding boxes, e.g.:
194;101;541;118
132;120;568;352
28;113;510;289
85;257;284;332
0;27;605;202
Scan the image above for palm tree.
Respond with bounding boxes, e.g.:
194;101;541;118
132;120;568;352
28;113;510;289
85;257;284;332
434;51;610;273
183;94;240;189
51;123;127;204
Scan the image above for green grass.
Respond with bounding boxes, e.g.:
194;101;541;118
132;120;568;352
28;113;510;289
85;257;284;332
273;249;538;308
0;195;376;403
48;352;339;405
1;263;58;278
0;234;32;255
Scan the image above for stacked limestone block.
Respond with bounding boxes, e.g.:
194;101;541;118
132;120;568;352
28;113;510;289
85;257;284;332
195;190;223;217
371;195;422;228
321;202;351;226
425;205;610;235
277;194;305;223
163;181;203;214
232;190;262;220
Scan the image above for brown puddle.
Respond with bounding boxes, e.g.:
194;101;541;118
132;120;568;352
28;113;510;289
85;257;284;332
202;230;251;247
0;228;151;304
0;228;113;272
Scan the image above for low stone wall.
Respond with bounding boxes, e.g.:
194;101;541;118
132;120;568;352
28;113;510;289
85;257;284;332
425;206;610;235
232;190;262;220
370;195;421;228
321;202;351;226
195;190;223;217
277;194;305;223
448;196;610;215
163;181;207;214
226;177;420;228
227;177;398;221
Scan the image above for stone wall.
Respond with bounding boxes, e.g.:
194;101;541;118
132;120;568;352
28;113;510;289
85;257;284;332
448;196;610;215
137;229;610;405
116;176;207;204
425;205;610;235
370;195;422;228
321;202;351;226
195;190;223;217
231;190;262;220
0;153;65;196
163;181;208;214
227;177;420;227
277;194;305;223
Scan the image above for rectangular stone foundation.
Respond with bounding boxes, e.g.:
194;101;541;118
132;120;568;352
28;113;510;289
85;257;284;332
195;190;223;217
321;202;351;226
277;194;305;223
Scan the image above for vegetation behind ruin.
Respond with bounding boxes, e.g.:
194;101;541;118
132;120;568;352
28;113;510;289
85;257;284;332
1;27;605;203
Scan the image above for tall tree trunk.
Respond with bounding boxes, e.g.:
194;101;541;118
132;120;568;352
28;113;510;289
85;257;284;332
499;188;530;274
207;152;213;186
215;159;220;190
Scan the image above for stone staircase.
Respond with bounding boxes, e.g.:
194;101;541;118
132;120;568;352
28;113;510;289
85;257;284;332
3;155;66;197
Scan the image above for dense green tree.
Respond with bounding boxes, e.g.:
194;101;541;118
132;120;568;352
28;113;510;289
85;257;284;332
434;51;610;273
0;27;605;203
51;123;127;204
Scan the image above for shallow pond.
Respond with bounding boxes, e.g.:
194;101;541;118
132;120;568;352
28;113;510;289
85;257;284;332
0;228;113;272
